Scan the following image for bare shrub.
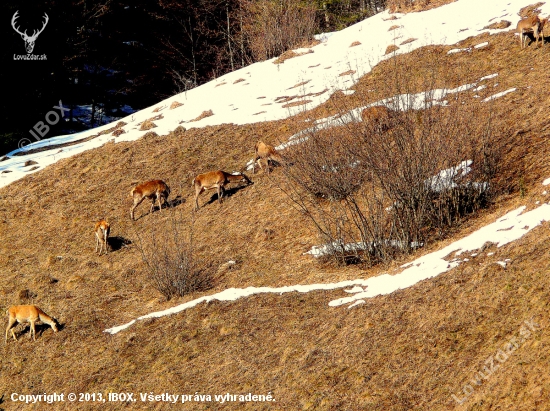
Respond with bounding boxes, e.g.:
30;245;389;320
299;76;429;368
387;0;456;13
241;0;317;61
277;53;501;266
135;214;213;300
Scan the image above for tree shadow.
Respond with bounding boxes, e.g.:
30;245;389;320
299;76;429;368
134;196;184;221
9;322;62;340
203;184;252;208
167;195;185;209
108;236;132;252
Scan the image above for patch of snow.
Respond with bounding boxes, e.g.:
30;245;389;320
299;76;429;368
482;88;516;102
2;0;543;188
104;202;550;333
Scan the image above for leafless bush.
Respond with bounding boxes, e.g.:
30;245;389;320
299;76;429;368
277;54;501;266
135;214;213;300
241;0;317;61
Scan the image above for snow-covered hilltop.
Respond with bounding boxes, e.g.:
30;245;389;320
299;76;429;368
1;0;546;189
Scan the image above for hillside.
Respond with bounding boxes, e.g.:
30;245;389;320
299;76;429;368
2;1;550;410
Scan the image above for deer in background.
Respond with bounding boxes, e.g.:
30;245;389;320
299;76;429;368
361;105;395;132
192;170;252;211
517;15;543;49
253;141;284;174
5;305;58;343
11;11;49;54
130;180;170;220
94;219;110;255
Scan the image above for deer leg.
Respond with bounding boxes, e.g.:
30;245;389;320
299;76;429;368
104;230;109;254
95;234;100;254
195;187;203;211
30;320;36;341
130;196;145;220
5;318;17;343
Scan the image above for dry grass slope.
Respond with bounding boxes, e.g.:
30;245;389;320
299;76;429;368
1;26;550;410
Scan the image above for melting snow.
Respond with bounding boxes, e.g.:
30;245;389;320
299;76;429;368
2;0;547;188
105;202;550;333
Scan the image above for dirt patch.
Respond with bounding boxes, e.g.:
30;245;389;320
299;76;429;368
400;38;417;45
274;49;314;64
385;44;400;54
388;0;456;13
170;101;183;109
519;2;545;18
484;20;512;30
139;119;157;131
339;69;356;77
288;80;311;90
282;100;312;108
190;110;214;122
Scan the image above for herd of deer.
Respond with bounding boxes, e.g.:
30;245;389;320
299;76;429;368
6;15;549;343
5;141;283;343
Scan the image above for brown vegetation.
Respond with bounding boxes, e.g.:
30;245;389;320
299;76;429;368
2;25;550;410
190;110;214;122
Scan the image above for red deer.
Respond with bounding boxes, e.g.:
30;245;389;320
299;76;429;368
361;105;395;132
253;141;284;173
192;171;252;211
517;16;542;49
94;219;110;255
5;305;58;343
130;180;170;220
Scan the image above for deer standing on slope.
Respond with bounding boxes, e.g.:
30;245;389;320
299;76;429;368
192;171;252;211
5;305;58;343
253;141;284;174
94;219;110;255
130;180;170;220
517;15;543;49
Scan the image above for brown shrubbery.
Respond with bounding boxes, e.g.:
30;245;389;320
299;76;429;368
241;0;317;61
278;55;501;266
135;214;213;300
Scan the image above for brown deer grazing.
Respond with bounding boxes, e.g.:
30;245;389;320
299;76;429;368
94;219;110;255
253;141;284;173
361;105;395;132
6;305;58;343
517;15;542;49
192;170;252;211
130;180;170;220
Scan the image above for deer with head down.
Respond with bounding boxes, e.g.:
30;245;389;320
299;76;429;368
253;141;284;174
130;180;170;220
5;305;58;343
192;170;252;211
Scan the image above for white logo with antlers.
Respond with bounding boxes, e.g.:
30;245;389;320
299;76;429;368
12;11;49;54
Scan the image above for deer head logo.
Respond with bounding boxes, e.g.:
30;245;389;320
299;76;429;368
11;11;49;54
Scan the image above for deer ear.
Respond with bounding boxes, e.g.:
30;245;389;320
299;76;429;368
20;34;25;40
